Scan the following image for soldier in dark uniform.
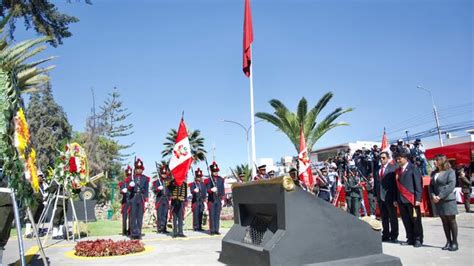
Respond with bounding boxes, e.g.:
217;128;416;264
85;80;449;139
253;164;269;181
189;168;207;231
346;167;363;217
366;173;377;218
394;151;423;248
152;165;171;234
48;179;68;240
169;178;187;238
458;168;471;213
375;151;398;242
119;166;132;236
127;159;149;240
289;168;302;188
0;167;14;264
316;167;331;202
206;162;225;235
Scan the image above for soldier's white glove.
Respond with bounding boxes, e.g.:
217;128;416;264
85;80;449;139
194;188;199;193
158;185;164;190
211;187;218;193
121;188;127;193
129;181;135;187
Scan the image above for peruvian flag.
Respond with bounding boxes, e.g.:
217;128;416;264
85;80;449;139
242;0;253;77
381;128;389;152
169;119;193;186
298;127;314;189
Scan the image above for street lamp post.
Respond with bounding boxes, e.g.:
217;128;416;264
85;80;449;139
220;119;262;174
416;86;443;146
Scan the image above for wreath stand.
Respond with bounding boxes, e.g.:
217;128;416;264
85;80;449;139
38;180;81;246
0;187;47;266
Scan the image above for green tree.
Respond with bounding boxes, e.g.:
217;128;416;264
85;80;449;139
98;87;134;161
0;0;91;46
0;14;53;203
255;93;353;152
26;83;72;172
162;128;207;164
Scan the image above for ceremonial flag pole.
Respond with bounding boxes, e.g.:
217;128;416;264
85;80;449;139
243;0;257;177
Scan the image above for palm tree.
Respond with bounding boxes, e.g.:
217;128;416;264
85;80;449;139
233;164;251;182
256;93;353;153
162;128;207;164
0;13;54;201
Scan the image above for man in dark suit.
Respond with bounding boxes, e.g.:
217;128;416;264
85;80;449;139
375;151;398;242
394;151;424;248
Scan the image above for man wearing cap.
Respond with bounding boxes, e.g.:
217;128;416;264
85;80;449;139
153;165;172;234
394;151;423;248
316;167;331;202
189;168;207;231
206;162;225;235
119;166;133;236
410;139;427;175
253;165;269;181
289;168;303;188
127;158;150;240
169;176;188;238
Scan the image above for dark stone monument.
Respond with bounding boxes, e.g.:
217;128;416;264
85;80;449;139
219;178;401;265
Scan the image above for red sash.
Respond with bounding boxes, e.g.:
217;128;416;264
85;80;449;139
396;167;415;204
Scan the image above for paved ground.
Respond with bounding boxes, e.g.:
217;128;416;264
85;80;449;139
3;207;473;265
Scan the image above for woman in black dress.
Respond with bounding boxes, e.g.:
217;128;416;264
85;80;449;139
430;154;458;251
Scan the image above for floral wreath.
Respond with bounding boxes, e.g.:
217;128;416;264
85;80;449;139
50;142;89;190
14;108;39;192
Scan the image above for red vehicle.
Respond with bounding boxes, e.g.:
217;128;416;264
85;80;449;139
425;141;473;169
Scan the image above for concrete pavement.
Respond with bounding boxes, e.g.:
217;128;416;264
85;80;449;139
2;207;473;265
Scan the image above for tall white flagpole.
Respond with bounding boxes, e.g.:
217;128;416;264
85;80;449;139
249;45;257;177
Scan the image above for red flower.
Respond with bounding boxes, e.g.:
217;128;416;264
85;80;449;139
69;157;77;173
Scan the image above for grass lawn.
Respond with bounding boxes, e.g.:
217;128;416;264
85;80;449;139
10;216;235;238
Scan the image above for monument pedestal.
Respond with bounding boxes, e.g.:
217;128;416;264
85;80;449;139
219;178;401;266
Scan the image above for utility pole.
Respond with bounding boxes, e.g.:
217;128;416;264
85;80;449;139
417;86;443;146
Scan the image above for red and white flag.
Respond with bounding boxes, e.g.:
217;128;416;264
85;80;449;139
298;127;314;188
169;119;193;186
381;128;389;152
242;0;254;77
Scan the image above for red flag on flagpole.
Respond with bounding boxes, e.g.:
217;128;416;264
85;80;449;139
298;127;314;189
381;128;389;151
169;119;193;186
243;0;254;77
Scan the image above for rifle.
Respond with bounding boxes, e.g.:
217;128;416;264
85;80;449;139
154;162;163;187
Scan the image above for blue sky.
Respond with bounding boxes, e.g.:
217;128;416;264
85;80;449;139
15;0;473;176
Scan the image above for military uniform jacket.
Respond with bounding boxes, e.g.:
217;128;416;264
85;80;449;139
169;181;187;202
346;174;362;198
459;174;472;194
152;178;171;199
127;174;150;202
189;181;207;203
396;163;422;204
374;163;398;202
206;176;225;202
118;181;130;205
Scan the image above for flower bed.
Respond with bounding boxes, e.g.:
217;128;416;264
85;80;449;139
74;239;145;257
